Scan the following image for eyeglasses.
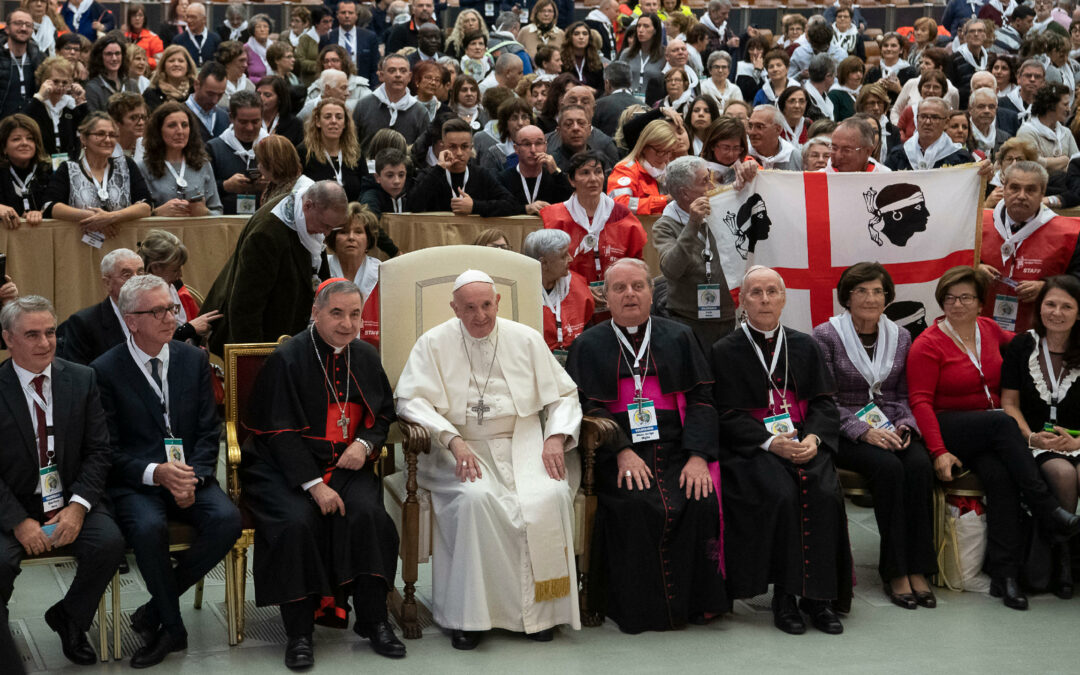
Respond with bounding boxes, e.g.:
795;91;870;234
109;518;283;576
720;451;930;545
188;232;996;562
745;288;783;300
942;294;978;306
851;287;885;298
710;64;730;71
917;114;946;122
9;20;32;28
831;144;865;155
88;131;119;140
126;114;149;122
129;304;181;320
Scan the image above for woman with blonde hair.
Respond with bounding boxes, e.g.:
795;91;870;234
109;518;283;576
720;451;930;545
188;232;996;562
143;44;198;112
254;133;303;203
326;203;382;348
606;119;680;215
297;97;365;197
444;8;488;60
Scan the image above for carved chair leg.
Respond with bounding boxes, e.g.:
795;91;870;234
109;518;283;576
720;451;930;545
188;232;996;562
97;586;108;661
236;547;249;641
224;546;238;646
112;569;122;660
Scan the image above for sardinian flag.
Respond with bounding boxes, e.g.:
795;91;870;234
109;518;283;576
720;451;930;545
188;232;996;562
705;165;983;334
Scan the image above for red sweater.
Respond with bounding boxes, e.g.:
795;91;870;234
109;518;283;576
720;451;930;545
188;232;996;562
540;201;647;285
906;317;1014;457
542;271;595;351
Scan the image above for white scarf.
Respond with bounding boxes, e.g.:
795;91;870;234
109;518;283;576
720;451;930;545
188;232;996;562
956;44;988;72
541;273;572;332
566;193;615;256
804;82;834;120
229;20;249;41
302;26;318;44
271;176;324;269
829;311;899;400
43;95;76;135
32;19;56;55
372;84;416;125
1024;117;1070;156
641;160;665;180
832;24;859;54
1006;87;1031;122
328;253;380;303
781;115;805;142
735;61;762;84
700;13;725;37
663;88;695;112
662;62;699;90
226;73;252;97
245;36;269;72
993;201;1057;266
693;136;704;156
830;82;861;100
425;145;438;167
68;0;91;29
987;0;1016;18
971;118;997;153
879;58;909;79
219;124;267;162
748;137;796;168
1032;17;1054;34
878;114;890;163
903;132;960;170
762;77;799;103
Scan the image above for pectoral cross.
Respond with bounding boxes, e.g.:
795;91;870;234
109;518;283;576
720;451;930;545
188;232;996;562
336;414;351;438
633;395;649;412
471;398;490;425
776;395;792;416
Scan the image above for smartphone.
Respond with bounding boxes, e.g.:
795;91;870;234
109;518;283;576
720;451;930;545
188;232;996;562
189;194;205;203
245;169;262;182
900;427;911;445
0;253;6;282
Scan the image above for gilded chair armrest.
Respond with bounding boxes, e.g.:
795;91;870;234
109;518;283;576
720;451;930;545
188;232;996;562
226;420;242;504
579;416;619;498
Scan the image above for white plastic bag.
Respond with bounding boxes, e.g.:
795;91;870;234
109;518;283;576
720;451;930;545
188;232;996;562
938;503;992;592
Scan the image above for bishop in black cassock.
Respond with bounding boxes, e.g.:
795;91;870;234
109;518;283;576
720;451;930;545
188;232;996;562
240;280;403;668
567;259;728;633
710;267;852;636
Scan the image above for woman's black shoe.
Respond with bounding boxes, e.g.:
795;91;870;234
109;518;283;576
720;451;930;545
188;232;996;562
914;589;937;608
1048;507;1080;541
990;577;1029;610
883;585;917;610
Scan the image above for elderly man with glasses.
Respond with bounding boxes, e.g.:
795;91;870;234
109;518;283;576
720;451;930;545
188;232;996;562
885;97;974;171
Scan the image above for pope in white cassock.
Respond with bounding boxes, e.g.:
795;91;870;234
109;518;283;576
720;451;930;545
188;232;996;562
394;270;584;650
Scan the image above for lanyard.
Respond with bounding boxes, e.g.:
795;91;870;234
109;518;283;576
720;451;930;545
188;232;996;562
445;167;468;194
134;346;173;434
702;226;713;282
326;150;343;185
25;380;55;462
11;166;35;211
741;322;789;412
99;75;120;95
1041;336;1068;423
542;285;565;344
518;166;541;203
391;196;403;213
81;157;110;201
11;48;27;92
941;319;994;408
164;158;187;189
574;56;585;81
612;318;652;397
264;114;278;135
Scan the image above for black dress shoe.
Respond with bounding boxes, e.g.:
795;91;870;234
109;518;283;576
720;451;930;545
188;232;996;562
129;603;159;645
44;603;97;666
798;598;844;635
130;628;187;669
119;559;130;575
525;628;554;642
771;594;806;635
883;586;917;610
354;620;406;658
1048;507;1080;541
1054;544;1074;600
284;635;314;670
450;630;481;650
914;589;937;609
990;577;1029;610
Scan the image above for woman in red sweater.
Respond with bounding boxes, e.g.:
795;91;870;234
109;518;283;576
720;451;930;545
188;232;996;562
907;266;1080;610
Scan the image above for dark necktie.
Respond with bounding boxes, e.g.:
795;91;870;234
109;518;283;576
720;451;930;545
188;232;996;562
150;358;168;429
32;375;59;518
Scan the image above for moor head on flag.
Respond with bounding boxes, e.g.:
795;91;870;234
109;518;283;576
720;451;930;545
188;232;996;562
723;193;772;259
863;183;929;247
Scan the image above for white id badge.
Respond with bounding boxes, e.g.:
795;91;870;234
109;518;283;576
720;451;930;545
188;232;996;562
81;230;105;248
628;400;660;442
993;293;1019;331
485;1;495;14
855;402;895;431
164;438;185;464
51;153;68;171
552;348;568;367
697;283;722;319
40;465;64;513
764;413;794;435
236;194;257;215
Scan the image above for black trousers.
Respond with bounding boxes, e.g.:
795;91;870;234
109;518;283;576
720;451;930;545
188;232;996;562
112;483;242;635
0;508;125;631
836;437;937;582
937;410;1061;579
279;576;389;638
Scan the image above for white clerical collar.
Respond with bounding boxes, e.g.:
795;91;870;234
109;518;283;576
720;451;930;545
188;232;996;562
626;325;638;334
746;321;780;338
12;360;52;386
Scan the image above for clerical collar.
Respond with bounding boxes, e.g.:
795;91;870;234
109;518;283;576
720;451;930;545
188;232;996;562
746;321;780;339
311;327;348;355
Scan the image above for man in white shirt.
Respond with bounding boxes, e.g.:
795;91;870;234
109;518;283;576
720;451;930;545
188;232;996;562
57;248;144;365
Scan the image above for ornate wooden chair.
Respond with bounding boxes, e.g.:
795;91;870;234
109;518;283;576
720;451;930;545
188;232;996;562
378;245;616;638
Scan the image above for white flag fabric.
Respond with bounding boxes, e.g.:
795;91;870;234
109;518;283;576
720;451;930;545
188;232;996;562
705;165;983;334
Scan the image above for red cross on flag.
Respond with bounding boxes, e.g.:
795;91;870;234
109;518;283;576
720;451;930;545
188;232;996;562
707;165;983;334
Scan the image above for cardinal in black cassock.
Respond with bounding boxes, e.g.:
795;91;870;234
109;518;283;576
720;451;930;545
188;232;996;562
710;266;852;636
566;261;729;634
240;280;402;668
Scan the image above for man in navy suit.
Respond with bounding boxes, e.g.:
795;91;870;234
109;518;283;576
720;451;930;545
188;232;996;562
57;248;144;365
172;2;220;67
185;62;230;144
92;275;241;669
320;0;379;86
0;296;125;667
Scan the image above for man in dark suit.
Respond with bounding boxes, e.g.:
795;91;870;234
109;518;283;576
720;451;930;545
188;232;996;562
593;62;639;138
385;0;435;52
57;248;144;365
172;2;221;67
91;275;241;668
185;61;230;144
320;0;380;86
0;295;125;667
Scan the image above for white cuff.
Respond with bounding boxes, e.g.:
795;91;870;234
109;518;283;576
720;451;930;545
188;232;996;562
142;463;159;486
301;477;323;491
70;495;92;512
761;436;776;452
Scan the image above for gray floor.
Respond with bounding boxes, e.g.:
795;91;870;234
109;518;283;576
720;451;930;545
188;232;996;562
11;499;1080;674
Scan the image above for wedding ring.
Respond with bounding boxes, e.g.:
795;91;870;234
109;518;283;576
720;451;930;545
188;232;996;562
625;470;632;477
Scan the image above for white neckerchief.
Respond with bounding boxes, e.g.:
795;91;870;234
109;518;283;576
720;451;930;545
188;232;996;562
245;36;269;71
641;160;665;180
542;274;572;344
302;26;318;43
741;321;789;411
1026;116;1070;156
425;145;438;167
762;77;798;103
68;0;92;29
830;81;861;100
612;317;653;396
804;81;834;120
289;30;302;47
957;44;988;72
42;94;75;135
878;114;891;163
700;13;725;36
1032;16;1054;34
164;158;187;189
832;24;858;53
662;62;699;90
1006;87;1031;121
749;137;796;168
517;165;542;203
988;0;1017;18
1039;333;1070;421
993;201;1056;268
186;95;217;132
736;60;763;84
325;149;343;184
263;114;278;135
32;19;56;55
10;164;36;210
226;73;252;97
228;20;249;41
328;253;379;303
829;312;898;400
692;136;704;156
445;166;469;195
781;115;805;142
662;199;715;279
903;132;960;170
271;175;324;269
971;118;997;152
567;192;615;259
879;58;909;79
80;156;110;201
373;84;416;125
126;335;172;432
940;318;994;408
219;124;266;162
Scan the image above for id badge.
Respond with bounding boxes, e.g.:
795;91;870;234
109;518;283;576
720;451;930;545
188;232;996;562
999;276;1019;289
764;413;793;435
50;153;68;170
237;194;257;215
552;348;568;367
39;465;64;513
855;402;895;431
590;280;607;311
164;438;186;464
81;230;105;248
993;293;1019;331
485;1;495;14
628;399;660;442
697;283;722;319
